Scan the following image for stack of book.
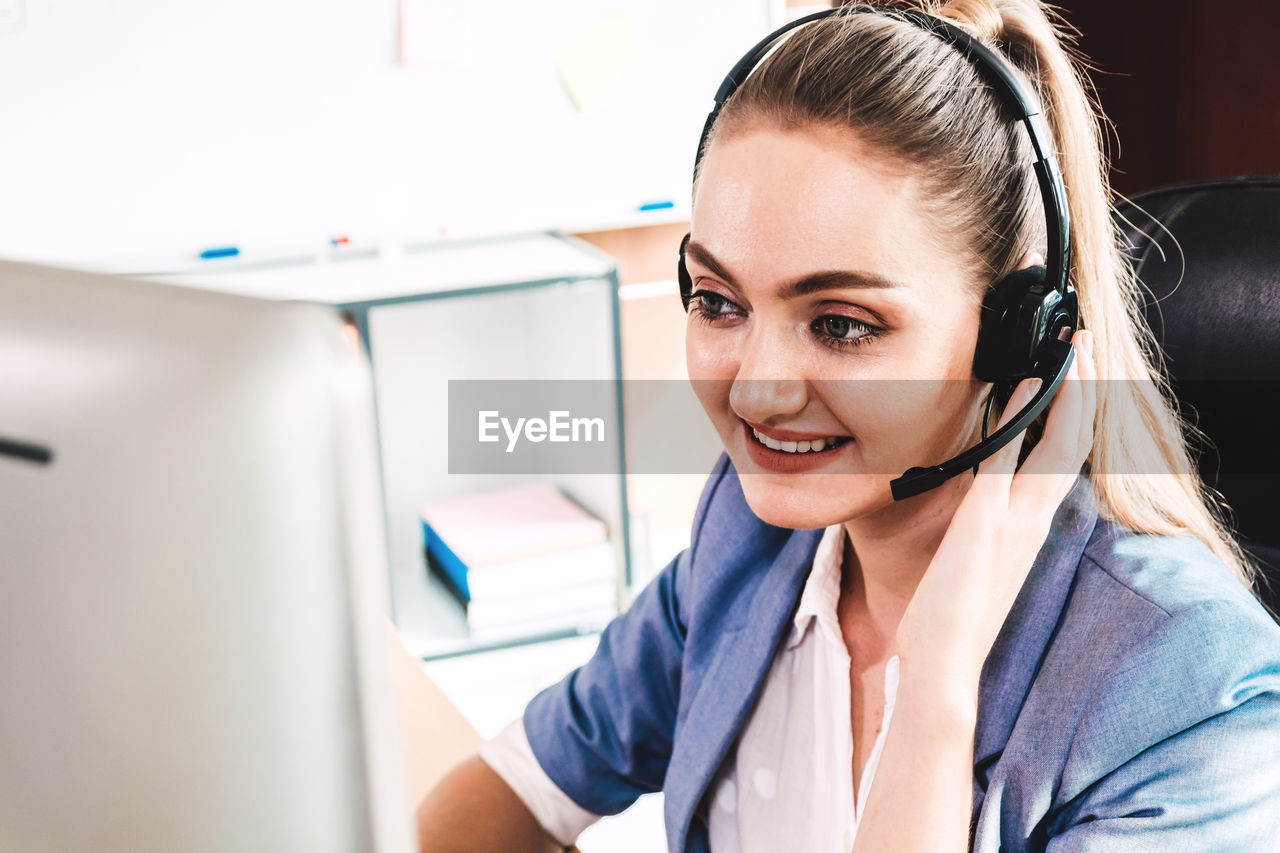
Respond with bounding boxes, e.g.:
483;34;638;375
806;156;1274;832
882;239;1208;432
420;481;617;639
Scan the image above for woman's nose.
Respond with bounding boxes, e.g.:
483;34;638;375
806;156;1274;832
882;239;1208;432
728;324;808;422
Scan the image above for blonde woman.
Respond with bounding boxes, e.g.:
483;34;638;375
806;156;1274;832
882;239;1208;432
418;2;1280;850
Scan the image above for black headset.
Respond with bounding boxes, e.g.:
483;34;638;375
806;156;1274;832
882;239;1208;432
677;4;1079;501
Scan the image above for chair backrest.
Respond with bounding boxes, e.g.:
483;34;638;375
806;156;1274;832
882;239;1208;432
1114;175;1280;613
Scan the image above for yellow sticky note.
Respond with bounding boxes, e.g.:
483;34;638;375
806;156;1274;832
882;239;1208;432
554;10;642;112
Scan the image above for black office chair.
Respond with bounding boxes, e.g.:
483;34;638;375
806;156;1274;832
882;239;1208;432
1114;175;1280;615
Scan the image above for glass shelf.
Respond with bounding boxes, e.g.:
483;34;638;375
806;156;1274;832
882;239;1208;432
146;232;632;660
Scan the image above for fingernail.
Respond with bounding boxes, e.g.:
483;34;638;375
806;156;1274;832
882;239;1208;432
1080;329;1093;357
1028;377;1043;396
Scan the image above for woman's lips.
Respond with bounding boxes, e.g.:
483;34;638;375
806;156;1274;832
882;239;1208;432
740;419;853;472
740;418;849;443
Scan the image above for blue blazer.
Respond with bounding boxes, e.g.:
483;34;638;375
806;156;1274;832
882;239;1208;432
523;452;1280;851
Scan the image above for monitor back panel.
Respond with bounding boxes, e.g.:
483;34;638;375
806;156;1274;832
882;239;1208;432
0;261;412;852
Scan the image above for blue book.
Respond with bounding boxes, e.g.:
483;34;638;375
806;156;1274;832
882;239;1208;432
419;481;609;607
423;518;473;602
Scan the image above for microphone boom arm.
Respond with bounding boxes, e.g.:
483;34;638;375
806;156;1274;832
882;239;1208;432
889;338;1075;501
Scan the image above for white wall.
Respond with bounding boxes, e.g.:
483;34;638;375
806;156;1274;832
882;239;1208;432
0;0;772;264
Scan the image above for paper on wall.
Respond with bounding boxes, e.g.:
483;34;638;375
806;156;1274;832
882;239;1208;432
553;9;643;112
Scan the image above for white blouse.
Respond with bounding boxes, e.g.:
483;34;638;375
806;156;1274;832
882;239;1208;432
479;523;899;852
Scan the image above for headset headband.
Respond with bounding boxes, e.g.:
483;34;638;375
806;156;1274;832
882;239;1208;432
694;4;1071;303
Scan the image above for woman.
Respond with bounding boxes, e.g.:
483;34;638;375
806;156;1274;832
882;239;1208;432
418;1;1280;850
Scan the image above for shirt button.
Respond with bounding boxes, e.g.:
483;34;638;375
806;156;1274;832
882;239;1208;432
752;768;777;799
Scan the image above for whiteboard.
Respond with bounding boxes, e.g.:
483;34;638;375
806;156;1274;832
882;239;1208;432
0;0;776;264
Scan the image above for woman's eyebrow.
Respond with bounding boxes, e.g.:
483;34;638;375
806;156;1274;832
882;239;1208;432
685;240;906;297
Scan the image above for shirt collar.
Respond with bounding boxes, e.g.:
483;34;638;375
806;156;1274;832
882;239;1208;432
788;523;847;650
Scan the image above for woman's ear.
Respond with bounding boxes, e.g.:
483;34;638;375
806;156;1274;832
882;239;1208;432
1016;250;1046;270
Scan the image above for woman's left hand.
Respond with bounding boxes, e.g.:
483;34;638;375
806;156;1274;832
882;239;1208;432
895;328;1097;696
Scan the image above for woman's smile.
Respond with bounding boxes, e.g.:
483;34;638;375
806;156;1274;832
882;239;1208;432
741;418;855;472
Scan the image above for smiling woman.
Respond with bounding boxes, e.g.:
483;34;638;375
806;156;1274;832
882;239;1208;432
417;3;1280;852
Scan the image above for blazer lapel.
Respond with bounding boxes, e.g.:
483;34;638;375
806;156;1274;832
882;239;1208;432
970;472;1099;820
666;525;825;853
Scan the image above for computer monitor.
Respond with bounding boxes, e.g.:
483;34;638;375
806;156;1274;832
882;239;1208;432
0;260;415;853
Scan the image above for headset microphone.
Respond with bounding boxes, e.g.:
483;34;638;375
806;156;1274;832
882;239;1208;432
679;5;1079;501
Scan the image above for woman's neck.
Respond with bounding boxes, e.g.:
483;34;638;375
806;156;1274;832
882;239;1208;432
839;474;974;643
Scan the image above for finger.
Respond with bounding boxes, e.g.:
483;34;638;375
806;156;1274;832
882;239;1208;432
1012;330;1089;509
974;375;1042;500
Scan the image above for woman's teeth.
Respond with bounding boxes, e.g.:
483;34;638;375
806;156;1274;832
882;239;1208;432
751;428;849;453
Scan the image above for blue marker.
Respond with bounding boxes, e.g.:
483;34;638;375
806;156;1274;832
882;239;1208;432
199;245;240;260
638;200;675;212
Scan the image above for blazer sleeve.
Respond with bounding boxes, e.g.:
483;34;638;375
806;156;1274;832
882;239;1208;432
519;452;732;816
1046;599;1280;852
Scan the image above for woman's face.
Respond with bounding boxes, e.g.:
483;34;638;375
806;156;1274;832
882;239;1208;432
686;123;991;529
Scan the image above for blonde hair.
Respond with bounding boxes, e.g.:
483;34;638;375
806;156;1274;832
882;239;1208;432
695;0;1258;591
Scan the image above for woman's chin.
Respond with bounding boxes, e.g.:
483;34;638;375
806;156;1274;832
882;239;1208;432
736;472;889;530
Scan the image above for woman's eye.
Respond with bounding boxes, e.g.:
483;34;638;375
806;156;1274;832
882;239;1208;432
815;315;881;350
688;290;739;321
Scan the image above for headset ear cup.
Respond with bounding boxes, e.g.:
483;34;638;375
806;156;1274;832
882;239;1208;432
677;232;694;311
974;264;1050;383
